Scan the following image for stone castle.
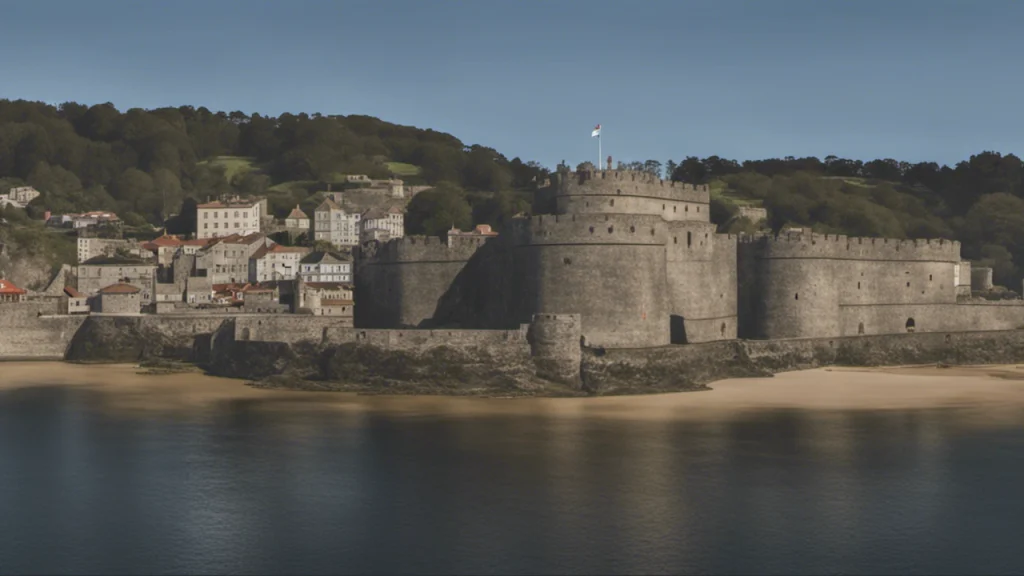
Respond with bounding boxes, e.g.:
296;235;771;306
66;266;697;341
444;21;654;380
356;168;1024;346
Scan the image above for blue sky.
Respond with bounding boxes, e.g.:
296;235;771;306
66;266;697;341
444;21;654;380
1;0;1021;169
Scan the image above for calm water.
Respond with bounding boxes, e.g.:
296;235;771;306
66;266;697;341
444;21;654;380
1;382;1023;575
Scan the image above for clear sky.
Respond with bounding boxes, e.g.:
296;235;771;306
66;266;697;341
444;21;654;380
2;0;1021;169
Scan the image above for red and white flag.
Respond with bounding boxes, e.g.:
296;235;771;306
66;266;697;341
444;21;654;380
591;124;601;138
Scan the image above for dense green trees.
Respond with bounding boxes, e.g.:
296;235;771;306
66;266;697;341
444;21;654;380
0;99;549;225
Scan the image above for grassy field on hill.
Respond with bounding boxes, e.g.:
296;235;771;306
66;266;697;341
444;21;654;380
386;162;421;176
197;156;257;182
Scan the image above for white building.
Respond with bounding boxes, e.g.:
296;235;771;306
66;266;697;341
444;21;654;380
77;237;145;263
298;251;352;283
285;205;310;231
0;186;41;208
360;206;404;241
9;186;40;205
197;197;263;239
194;232;272;285
249;244;310;283
314;198;361;247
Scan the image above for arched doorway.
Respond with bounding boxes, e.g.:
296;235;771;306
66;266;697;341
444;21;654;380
905;318;916;333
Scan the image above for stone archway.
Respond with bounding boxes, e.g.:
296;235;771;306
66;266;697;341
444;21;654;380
905;318;916;333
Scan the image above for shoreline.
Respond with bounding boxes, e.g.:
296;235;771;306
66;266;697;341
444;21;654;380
4;361;1024;422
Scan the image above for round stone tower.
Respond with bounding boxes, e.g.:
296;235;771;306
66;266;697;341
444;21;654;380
513;213;670;348
746;234;840;339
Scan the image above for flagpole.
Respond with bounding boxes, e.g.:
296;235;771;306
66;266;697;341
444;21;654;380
598;132;602;169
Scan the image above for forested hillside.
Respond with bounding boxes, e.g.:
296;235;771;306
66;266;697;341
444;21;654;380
0;99;548;226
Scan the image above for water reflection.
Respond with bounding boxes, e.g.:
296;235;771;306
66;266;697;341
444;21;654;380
1;384;1023;575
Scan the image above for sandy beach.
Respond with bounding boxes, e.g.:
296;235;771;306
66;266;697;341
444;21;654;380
4;361;1024;422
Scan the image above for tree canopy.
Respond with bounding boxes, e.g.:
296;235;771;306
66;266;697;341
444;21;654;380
0;99;550;224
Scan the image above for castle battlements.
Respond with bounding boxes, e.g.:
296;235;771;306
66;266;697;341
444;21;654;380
552;170;710;205
738;233;962;262
364;234;491;264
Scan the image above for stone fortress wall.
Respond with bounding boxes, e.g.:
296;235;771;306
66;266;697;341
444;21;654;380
355;167;1024;349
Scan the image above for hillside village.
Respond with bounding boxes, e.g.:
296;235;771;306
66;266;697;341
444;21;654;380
0;174;486;321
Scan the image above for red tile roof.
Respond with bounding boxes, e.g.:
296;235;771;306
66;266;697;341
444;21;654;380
63;286;84;298
0;279;27;295
287;205;309;220
98;283;141;295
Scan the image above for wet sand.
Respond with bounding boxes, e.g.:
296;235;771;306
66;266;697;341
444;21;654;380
4;361;1024;422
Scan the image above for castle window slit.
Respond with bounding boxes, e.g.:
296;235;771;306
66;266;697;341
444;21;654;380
687;232;692;247
795;293;799;300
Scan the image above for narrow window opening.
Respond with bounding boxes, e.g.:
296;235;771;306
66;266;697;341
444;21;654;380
857;282;861;289
929;274;933;281
608;226;614;233
589;226;594;234
563;257;572;265
687;231;692;247
629;226;635;233
858;322;865;335
795;293;799;300
673;237;677;244
905;317;916;332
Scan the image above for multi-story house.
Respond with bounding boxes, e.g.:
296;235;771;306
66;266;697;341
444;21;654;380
313;198;361;247
197;197;264;239
194;233;272;285
285;205;310;232
360;206;404;242
77;256;157;306
298;251;352;283
296;280;354;320
142;235;211;267
249;244;310;283
77;237;145;263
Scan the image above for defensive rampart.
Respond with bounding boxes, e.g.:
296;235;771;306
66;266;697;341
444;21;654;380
0;301;87;359
355;235;491;328
739;234;967;339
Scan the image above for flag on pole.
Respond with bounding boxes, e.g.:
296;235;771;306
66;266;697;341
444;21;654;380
591;124;601;138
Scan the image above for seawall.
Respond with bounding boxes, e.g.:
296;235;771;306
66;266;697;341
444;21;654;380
6;308;1024;397
582;330;1024;395
0;301;88;360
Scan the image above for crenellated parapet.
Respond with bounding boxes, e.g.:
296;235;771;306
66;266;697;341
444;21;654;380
739;233;961;262
551;169;710;204
509;213;669;246
363;234;492;264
